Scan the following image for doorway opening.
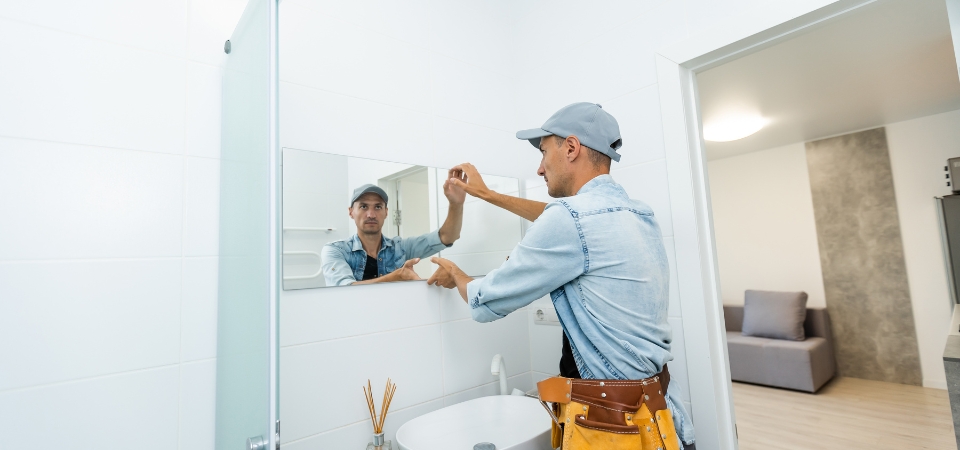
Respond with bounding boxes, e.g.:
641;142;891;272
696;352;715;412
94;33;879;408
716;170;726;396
690;0;960;447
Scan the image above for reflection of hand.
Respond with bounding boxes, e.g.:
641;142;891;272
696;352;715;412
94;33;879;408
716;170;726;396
427;257;462;289
448;163;490;200
393;258;422;281
443;177;466;206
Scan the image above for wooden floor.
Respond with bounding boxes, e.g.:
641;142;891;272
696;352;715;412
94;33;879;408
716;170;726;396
732;377;956;449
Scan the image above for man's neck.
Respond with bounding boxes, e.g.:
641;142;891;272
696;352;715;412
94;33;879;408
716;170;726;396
358;232;382;258
568;169;609;196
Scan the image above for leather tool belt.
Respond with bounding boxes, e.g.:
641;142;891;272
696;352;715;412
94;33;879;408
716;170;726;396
536;365;680;450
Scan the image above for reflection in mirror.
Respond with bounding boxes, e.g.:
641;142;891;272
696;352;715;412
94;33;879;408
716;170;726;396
282;148;523;290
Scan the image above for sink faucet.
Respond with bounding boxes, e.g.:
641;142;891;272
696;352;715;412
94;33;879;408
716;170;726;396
490;354;508;395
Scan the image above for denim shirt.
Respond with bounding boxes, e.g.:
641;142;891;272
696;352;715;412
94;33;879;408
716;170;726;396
321;230;450;286
465;175;695;444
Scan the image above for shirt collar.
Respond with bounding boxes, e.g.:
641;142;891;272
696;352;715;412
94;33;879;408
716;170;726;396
350;233;393;252
576;174;615;195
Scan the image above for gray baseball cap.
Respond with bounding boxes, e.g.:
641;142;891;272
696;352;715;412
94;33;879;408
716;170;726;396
516;102;623;162
350;184;389;206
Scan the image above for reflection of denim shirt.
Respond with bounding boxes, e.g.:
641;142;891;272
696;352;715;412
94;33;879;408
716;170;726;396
321;231;450;286
465;175;695;444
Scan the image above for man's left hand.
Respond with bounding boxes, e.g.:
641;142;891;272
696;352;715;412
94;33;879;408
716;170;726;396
427;257;464;289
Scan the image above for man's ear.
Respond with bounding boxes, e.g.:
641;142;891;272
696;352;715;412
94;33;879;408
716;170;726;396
347;206;353;218
565;135;583;162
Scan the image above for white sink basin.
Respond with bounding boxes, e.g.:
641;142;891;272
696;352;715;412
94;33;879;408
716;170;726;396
396;395;553;450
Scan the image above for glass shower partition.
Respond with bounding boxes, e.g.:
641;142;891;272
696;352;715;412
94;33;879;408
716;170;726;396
216;0;279;448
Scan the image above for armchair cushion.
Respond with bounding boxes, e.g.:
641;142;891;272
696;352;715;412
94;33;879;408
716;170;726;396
741;290;808;341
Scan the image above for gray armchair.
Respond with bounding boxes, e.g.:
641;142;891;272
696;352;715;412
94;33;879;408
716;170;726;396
723;305;837;392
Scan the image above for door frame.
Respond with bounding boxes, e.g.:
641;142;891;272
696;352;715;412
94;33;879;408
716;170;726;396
653;1;877;448
269;0;280;445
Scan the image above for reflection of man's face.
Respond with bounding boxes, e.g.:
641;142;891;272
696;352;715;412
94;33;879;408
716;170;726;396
349;192;388;236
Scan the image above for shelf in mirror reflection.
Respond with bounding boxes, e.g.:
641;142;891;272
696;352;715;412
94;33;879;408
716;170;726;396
281;148;524;290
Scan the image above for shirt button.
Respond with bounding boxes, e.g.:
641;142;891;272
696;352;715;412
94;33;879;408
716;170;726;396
378;258;382;261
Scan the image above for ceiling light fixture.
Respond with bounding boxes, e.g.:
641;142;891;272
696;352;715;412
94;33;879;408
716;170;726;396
702;114;768;142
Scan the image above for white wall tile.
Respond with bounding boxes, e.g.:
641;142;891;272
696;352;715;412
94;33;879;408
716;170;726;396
280;281;440;346
663;237;682;318
515;0;688;121
280;325;444;442
429;116;537;180
441;314;531;394
186;63;223;159
282;399;445;450
601;85;667;168
179;359;217;450
0;0;188;57
442;372;533;406
0;139;183;260
0;19;186;154
528;308;564;375
285;0;433;49
0;366;180;450
280;4;432;113
438;284;475;322
612;159;674;237
683;0;759;38
183;157;221;256
429;54;516;131
0;259;181;390
181;257;219;362
532;371;555;384
509;0;669;63
188;0;249;66
280;83;435;165
667;317;691;403
428;0;514;74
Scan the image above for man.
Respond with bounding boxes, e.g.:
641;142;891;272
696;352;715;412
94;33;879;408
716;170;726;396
321;181;465;286
427;103;695;448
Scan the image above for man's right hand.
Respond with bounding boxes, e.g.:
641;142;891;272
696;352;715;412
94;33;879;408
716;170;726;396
448;163;491;200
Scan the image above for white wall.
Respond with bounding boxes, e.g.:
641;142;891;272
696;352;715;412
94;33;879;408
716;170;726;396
887;108;960;389
707;109;960;389
708;142;828;307
277;0;536;447
0;0;247;448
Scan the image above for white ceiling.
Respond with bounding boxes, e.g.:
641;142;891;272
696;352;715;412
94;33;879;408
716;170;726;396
697;0;960;161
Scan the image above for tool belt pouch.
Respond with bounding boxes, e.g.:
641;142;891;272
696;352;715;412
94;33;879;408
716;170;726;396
538;366;680;450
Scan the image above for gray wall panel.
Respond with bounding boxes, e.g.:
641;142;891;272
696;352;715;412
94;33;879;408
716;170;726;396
805;127;922;385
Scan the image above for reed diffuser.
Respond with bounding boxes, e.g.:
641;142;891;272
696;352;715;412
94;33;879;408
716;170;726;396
363;378;397;450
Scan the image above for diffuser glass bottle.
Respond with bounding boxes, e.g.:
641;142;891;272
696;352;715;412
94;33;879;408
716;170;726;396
364;379;397;450
365;434;392;450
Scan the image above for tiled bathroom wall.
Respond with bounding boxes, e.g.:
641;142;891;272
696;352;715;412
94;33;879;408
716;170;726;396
0;0;247;448
277;1;536;447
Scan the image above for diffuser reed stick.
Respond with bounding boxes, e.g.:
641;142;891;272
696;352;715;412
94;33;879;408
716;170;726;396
363;378;397;435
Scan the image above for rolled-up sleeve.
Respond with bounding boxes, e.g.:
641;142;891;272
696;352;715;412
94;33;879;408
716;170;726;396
466;203;585;322
321;244;357;286
400;229;451;260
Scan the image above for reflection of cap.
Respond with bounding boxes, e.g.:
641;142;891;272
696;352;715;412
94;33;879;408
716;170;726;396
515;102;623;162
350;184;389;206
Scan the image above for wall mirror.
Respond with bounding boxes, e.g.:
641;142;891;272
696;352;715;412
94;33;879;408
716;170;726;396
281;148;524;290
